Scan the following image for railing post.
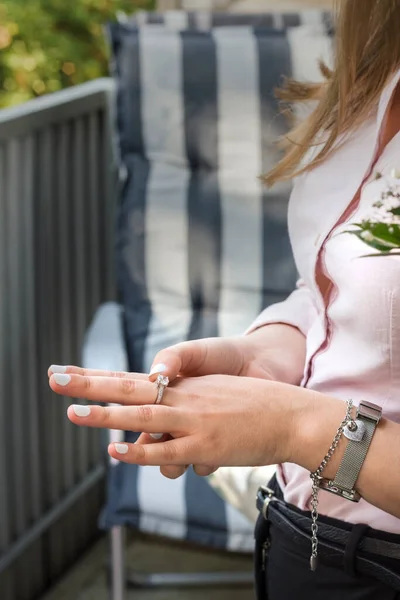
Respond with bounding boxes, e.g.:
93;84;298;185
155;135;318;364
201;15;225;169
0;78;115;600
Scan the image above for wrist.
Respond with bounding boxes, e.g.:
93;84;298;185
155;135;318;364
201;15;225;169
288;389;349;477
257;380;313;465
244;324;306;385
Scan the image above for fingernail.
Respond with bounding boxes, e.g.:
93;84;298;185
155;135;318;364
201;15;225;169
115;443;129;454
149;363;167;377
72;404;91;417
49;365;67;374
150;433;163;440
53;373;71;386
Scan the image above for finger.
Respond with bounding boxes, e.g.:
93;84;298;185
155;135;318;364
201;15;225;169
50;373;162;405
193;465;218;477
148;342;195;382
110;442;189;479
135;434;188;478
123;433;189;478
148;338;240;382
160;465;189;480
66;403;183;433
108;438;199;466
48;364;147;381
136;432;170;444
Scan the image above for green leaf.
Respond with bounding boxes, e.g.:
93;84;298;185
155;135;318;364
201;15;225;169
359;222;400;246
349;230;397;252
348;222;400;252
359;251;400;258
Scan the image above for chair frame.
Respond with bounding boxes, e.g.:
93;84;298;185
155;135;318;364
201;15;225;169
110;525;254;600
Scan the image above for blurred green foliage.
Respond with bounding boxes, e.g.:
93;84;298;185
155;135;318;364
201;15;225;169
0;0;155;107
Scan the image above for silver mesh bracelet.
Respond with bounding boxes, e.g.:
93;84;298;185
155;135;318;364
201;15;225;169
309;399;354;571
328;401;382;499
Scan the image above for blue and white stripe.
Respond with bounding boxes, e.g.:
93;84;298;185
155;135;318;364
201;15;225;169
101;13;333;551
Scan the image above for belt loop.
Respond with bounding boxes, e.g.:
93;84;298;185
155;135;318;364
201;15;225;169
344;523;370;577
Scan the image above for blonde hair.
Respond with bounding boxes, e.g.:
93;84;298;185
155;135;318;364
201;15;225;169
265;0;400;187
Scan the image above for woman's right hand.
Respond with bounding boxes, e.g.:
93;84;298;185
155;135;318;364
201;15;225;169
144;323;306;479
148;335;273;384
148;323;305;386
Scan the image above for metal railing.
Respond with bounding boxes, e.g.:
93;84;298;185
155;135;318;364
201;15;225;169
0;78;116;600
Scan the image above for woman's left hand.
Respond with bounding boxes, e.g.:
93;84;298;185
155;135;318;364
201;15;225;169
48;367;303;469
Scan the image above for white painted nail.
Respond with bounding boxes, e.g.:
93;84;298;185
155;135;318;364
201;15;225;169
49;365;67;374
150;433;163;440
72;404;91;417
115;443;129;455
53;373;71;386
149;363;167;376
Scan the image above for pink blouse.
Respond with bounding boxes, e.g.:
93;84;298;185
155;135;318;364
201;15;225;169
248;68;400;534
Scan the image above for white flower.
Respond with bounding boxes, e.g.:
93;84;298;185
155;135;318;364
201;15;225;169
364;171;400;225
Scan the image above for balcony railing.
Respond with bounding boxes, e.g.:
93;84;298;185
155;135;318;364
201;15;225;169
0;78;116;600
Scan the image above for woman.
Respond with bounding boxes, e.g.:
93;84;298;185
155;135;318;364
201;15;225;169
49;0;400;597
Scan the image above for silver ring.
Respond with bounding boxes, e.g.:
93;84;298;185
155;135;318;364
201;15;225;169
154;374;169;405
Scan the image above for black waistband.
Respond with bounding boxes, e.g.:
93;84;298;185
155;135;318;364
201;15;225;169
266;473;400;547
255;475;400;592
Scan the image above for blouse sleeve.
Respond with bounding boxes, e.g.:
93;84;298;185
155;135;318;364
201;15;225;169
245;279;318;337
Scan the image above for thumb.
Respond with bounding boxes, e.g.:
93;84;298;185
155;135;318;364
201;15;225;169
148;340;207;382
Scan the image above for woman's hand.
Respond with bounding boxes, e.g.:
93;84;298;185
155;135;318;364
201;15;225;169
144;333;280;479
144;325;305;478
48;368;303;470
48;365;400;519
146;324;305;384
48;324;305;479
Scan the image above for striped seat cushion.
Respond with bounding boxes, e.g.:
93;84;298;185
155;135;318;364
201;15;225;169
104;19;333;550
127;9;333;30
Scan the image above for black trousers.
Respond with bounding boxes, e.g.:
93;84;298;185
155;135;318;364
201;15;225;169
255;477;400;600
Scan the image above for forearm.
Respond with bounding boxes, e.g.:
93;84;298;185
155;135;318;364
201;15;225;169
274;382;400;519
241;323;307;385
